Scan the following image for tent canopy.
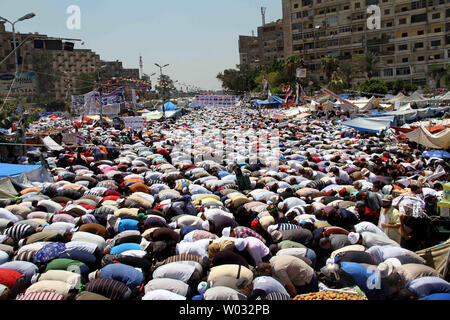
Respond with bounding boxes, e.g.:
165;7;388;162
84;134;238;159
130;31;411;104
402;91;428;103
341;115;394;133
158;102;180;111
255;96;283;108
0;163;42;177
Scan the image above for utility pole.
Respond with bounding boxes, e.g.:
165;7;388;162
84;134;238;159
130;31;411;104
155;63;169;118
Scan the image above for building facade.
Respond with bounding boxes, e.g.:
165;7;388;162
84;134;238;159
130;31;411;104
258;20;285;66
1;21;140;101
102;60;140;79
239;20;285;67
281;0;450;87
239;35;260;67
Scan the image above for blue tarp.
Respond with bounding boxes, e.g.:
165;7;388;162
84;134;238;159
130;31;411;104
341;115;395;133
158;102;180;111
255;96;283;108
421;150;450;159
0;163;42;177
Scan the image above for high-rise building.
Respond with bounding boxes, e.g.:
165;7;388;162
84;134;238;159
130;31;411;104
258;20;285;66
282;0;450;87
101;60;140;80
239;19;285;67
0;21;139;101
239;35;260;67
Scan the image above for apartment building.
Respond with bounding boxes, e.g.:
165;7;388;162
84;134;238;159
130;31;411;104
239;20;285;67
52;49;101;99
0;21;144;101
102;60;140;79
257;20;285;66
239;35;261;67
282;0;450;87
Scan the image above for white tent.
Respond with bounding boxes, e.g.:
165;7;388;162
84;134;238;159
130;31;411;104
388;92;407;103
402;91;428;103
437;91;450;101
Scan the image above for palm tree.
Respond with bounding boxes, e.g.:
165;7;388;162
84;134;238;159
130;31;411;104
338;61;355;87
428;64;450;88
320;55;339;83
362;51;379;79
284;55;302;81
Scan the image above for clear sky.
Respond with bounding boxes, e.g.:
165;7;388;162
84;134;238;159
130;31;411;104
0;0;282;91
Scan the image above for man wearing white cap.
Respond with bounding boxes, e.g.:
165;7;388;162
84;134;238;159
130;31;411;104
234;237;272;266
256;255;316;297
348;231;400;248
378;195;401;244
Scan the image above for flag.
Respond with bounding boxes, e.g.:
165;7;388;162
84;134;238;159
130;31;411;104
262;77;268;92
284;89;293;104
295;83;299;105
282;84;290;92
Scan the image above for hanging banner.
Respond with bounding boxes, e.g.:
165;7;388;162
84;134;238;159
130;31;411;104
71;95;86;115
62;132;77;145
101;103;121;116
0;72;38;97
296;68;307;79
121;116;146;129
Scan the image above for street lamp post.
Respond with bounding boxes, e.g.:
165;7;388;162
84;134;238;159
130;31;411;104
155;63;169;118
0;13;36;157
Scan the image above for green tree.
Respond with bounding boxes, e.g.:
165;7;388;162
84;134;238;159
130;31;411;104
358;79;388;96
328;71;347;93
338;61;356;88
31;50;58;103
216;64;259;95
74;72;97;95
358;51;380;79
320;55;339;83
428;64;450;88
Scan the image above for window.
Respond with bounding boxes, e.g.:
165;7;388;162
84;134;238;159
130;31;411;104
397;67;411;75
386;22;393;27
418;56;425;61
431;13;440;19
328;39;339;46
384;69;394;77
399;44;408;50
431;40;441;46
418;30;424;35
402;32;408;37
399;18;407;25
434;54;441;59
326;16;338;25
434;28;441;33
402;57;409;63
339;26;352;33
292;23;302;30
293;33;303;41
294;3;299;9
401;7;408;12
343;5;350;10
385;9;390;14
355;2;361;8
415;42;424;48
411;13;427;23
302;0;312;6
